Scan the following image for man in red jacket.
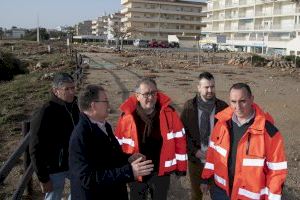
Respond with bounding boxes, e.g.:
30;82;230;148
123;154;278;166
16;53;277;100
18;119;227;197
115;77;187;200
201;83;287;200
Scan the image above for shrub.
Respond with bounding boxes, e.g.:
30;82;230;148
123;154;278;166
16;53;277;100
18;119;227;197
251;54;266;64
283;55;300;68
0;51;29;81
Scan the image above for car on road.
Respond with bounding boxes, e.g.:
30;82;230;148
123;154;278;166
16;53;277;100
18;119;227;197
169;42;180;48
133;39;149;48
201;43;217;52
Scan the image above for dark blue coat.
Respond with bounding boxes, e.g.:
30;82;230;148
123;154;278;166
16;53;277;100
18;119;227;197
69;113;134;200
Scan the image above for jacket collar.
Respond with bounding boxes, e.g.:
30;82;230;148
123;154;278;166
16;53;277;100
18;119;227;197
216;103;269;134
119;92;171;114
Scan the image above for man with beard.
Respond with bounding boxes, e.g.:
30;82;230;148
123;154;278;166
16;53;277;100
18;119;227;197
181;72;228;200
115;77;187;200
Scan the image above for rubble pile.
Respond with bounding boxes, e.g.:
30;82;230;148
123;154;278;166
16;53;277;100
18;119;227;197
265;60;295;68
228;56;296;68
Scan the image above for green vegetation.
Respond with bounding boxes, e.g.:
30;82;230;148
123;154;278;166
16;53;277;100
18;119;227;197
0;51;29;81
0;72;50;135
23;28;49;41
283;55;300;68
252;54;266;64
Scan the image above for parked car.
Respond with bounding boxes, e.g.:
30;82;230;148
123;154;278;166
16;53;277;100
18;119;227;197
201;43;217;52
148;40;158;48
169;42;180;48
158;41;169;48
133;39;149;48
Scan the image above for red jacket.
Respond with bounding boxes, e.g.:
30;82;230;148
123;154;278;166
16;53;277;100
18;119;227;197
202;103;287;200
115;92;187;176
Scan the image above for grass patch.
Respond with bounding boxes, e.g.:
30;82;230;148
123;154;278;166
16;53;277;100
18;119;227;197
0;72;51;136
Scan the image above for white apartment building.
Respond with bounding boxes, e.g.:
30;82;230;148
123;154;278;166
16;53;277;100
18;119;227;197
92;16;108;39
203;0;300;55
121;0;206;40
105;12;123;41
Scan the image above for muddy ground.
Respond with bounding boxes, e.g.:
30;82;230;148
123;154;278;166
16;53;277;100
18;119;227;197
0;44;299;199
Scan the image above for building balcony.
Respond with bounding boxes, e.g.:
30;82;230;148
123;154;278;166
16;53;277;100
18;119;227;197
202;17;213;23
142;27;202;34
273;9;295;16
255;11;273;17
122;16;205;25
121;7;206;17
239;14;254;18
239;25;254;31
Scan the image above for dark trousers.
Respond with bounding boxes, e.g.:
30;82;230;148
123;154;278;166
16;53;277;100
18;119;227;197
189;161;204;200
129;173;170;200
211;185;230;200
189;161;217;200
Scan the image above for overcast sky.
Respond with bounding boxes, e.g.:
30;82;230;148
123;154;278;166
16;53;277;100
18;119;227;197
0;0;121;29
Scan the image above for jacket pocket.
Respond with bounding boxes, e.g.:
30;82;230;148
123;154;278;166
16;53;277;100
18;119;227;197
245;134;265;158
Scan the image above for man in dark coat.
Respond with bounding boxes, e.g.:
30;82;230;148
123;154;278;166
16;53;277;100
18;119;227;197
30;72;80;200
181;72;228;200
69;84;154;200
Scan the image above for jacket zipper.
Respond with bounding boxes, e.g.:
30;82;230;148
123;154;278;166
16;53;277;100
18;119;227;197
246;133;251;155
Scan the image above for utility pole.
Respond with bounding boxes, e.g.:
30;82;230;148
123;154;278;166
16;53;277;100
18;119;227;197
37;13;40;44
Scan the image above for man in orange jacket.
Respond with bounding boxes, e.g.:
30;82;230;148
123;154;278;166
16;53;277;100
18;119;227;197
115;77;187;200
201;83;287;200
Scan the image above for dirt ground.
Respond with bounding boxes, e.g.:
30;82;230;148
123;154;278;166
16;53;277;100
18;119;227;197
82;50;300;200
1;44;299;199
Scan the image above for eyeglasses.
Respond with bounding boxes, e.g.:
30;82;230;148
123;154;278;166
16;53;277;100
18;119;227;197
137;91;158;98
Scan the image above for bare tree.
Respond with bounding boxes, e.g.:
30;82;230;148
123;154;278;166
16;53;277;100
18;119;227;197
109;22;139;49
0;28;3;40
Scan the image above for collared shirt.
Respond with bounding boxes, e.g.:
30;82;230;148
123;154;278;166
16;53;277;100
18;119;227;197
232;110;256;127
89;117;108;136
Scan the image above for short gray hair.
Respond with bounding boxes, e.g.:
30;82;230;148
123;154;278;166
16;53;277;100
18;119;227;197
78;85;105;111
134;77;157;93
52;72;74;88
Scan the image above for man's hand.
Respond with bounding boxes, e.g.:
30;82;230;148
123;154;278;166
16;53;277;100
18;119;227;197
128;152;146;163
195;149;206;160
200;183;209;195
131;157;154;180
40;180;53;193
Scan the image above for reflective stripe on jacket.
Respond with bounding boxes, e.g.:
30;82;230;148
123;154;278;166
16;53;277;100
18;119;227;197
115;92;187;176
202;103;287;200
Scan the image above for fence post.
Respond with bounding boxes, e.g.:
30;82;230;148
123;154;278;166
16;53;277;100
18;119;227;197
22;121;32;197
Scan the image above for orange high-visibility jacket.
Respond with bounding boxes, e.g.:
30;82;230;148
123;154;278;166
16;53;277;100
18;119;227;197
115;92;187;175
202;103;287;200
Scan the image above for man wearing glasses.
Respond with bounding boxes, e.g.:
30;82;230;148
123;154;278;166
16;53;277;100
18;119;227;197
69;85;154;200
115;78;187;200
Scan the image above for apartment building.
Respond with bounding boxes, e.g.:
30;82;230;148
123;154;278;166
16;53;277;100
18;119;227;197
92;16;108;39
121;0;206;40
105;12;123;40
203;0;300;55
75;20;92;36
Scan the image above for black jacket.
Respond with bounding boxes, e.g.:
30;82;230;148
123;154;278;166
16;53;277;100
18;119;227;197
181;95;228;163
69;113;134;200
29;94;80;183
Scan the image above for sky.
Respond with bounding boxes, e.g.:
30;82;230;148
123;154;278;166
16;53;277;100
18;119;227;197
0;0;121;29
